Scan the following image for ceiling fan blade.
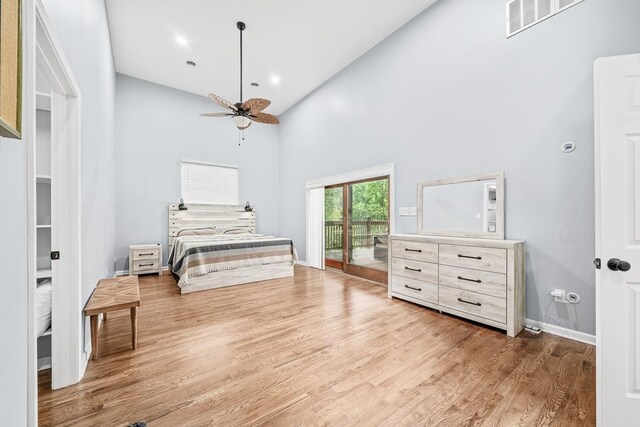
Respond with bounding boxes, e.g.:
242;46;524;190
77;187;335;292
249;112;280;125
242;98;271;113
200;112;233;117
208;93;237;111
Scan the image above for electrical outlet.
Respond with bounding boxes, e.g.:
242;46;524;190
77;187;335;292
550;289;567;303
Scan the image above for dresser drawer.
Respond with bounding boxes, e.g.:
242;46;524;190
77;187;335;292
439;244;506;273
391;258;438;283
133;247;160;261
439;286;506;323
391;275;438;304
439;265;506;299
133;260;159;273
391;239;438;263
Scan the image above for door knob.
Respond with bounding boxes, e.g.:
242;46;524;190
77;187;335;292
607;258;631;272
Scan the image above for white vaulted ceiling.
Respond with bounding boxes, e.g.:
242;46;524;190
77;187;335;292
105;0;439;114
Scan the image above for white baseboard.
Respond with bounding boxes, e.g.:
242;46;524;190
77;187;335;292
114;266;170;277
525;319;595;346
296;260;308;267
80;343;90;379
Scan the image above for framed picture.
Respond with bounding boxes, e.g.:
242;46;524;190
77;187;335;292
0;0;22;139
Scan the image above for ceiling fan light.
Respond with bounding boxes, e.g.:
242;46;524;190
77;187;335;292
233;115;252;130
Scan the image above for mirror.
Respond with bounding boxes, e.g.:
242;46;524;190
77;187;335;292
417;172;504;239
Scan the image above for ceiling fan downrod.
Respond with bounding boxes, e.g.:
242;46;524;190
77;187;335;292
237;21;245;104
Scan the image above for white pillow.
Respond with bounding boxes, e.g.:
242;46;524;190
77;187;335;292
177;227;218;236
36;280;52;337
223;228;249;235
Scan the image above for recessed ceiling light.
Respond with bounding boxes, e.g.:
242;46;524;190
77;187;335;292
175;35;189;47
186;60;197;66
251;82;259;87
270;75;281;85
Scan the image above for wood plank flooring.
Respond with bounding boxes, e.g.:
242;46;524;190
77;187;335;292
38;266;595;426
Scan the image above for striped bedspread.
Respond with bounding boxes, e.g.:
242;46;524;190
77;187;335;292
168;234;298;287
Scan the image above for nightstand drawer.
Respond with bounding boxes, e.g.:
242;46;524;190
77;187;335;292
129;244;163;276
133;248;160;260
133;260;159;273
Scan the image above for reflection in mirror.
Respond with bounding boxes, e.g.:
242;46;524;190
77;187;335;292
422;180;496;234
417;172;504;239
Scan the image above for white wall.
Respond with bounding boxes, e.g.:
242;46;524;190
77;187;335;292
277;0;640;335
114;74;280;269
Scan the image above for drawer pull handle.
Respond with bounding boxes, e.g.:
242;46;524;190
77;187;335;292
405;284;422;292
457;298;482;306
457;276;482;283
138;253;155;256
405;266;422;272
139;263;154;267
458;254;482;260
405;248;422;253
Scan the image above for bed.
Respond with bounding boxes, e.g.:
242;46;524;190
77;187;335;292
167;203;297;294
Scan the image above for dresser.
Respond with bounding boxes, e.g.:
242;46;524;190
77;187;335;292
388;234;525;337
129;244;163;276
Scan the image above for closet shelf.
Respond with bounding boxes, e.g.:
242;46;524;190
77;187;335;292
36;175;51;184
37;269;52;279
36;224;52;229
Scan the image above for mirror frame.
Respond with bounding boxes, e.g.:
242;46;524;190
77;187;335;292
417;172;505;240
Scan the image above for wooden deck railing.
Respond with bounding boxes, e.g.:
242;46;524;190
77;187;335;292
325;220;389;250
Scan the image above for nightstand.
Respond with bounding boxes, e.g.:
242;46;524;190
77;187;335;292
129;244;162;276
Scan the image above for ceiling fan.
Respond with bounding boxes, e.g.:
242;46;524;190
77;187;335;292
201;21;279;132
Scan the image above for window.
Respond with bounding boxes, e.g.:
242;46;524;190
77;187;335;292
180;160;239;205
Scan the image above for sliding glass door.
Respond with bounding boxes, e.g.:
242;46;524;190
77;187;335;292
324;185;344;270
324;176;389;284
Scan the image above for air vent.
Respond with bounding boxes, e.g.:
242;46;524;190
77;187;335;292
506;0;585;38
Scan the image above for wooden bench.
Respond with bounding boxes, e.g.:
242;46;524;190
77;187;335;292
84;276;140;360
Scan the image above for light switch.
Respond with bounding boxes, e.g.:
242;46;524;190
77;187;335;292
476;213;481;219
399;207;410;216
409;207;417;216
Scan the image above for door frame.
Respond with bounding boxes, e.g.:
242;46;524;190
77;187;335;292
325;176;391;283
27;0;83;424
305;163;395;273
324;183;345;271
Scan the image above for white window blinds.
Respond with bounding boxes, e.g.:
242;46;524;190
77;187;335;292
306;187;325;270
181;160;239;205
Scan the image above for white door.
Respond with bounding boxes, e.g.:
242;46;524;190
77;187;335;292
595;53;640;425
50;93;82;389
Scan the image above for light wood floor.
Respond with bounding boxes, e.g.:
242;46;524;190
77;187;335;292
39;266;595;426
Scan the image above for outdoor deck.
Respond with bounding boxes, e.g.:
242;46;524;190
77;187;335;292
325;247;388;271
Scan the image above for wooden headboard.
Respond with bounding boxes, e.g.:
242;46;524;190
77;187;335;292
168;203;256;249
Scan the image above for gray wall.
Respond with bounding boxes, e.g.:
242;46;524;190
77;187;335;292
278;0;640;335
2;0;115;419
114;74;280;269
42;0;117;349
0;138;28;424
